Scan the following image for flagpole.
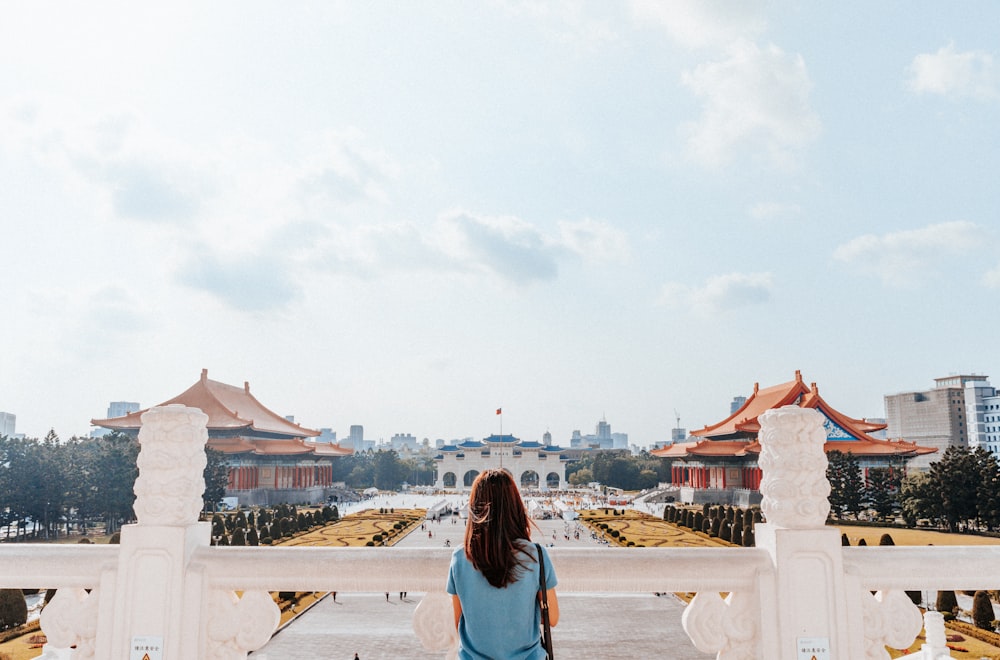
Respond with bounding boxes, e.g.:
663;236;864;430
497;407;503;470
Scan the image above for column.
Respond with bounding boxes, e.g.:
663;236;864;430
101;405;215;659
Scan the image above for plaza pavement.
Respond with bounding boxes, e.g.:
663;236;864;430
252;500;710;659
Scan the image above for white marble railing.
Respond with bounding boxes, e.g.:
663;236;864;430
0;404;988;659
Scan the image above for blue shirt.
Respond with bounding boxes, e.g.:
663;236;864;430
447;540;557;660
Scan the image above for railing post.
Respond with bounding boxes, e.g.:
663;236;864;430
97;404;213;659
754;405;921;660
753;405;850;659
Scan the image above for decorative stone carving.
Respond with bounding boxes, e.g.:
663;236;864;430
133;405;209;526
919;610;950;659
412;591;458;660
39;587;99;659
758;406;830;528
860;590;923;660
205;589;281;660
681;590;759;659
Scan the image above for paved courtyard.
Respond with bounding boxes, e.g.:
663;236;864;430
252;505;710;659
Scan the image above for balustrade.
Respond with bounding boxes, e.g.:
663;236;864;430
0;404;990;658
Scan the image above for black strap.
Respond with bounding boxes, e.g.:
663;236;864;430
535;543;554;659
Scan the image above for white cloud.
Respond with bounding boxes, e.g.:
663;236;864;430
982;264;1000;289
493;0;619;49
908;44;999;100
680;40;821;168
558;218;630;262
657;271;773;312
749;201;803;222
178;246;302;313
833;221;988;287
629;0;765;50
437;211;562;285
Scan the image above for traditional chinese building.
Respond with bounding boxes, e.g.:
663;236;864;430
434;434;568;490
651;370;936;505
92;369;352;506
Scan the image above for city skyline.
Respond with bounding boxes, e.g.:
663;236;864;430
2;4;998;444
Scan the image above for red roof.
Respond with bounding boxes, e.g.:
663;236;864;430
92;369;352;457
651;370;934;461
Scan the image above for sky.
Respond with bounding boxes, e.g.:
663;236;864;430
2;2;999;447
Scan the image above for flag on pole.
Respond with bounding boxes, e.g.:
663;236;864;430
496;408;502;415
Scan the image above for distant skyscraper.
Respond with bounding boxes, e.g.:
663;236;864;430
596;418;611;440
542;430;552;445
390;433;418;451
885;374;985;469
0;412;15;438
108;401;140;418
965;379;1000;460
730;396;747;415
348;425;364;451
92;402;142;438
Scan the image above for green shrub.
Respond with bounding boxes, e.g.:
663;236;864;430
936;590;959;615
0;589;27;631
230;529;246;546
973;591;993;630
260;537;273;545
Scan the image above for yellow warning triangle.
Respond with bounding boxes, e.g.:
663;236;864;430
142;654;151;660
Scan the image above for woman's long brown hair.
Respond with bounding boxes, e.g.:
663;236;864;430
464;469;534;588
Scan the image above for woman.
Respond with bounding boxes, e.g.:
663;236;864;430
447;469;559;659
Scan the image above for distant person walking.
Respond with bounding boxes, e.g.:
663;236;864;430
447;469;559;659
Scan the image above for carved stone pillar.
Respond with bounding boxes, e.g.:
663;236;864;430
95;404;278;659
753;406;920;660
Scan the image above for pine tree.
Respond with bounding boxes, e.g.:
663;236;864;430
0;589;27;631
973;591;994;630
936;590;958;615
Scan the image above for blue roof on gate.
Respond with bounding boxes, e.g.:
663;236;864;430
485;434;519;444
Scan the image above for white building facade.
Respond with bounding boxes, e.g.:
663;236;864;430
434;434;567;490
966;378;1000;459
0;411;14;438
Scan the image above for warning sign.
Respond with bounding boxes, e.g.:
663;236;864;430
130;635;163;660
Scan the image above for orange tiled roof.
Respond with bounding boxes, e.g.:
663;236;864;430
652;370;935;460
651;436;932;460
92;368;320;439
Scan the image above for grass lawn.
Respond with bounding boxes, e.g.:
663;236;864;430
578;509;731;548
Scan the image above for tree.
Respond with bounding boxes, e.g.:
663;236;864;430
569;468;593;487
976;450;1000;531
0;589;27;631
827;451;863;518
899;471;938;528
936;590;958;615
202;448;229;512
866;468;900;522
928;446;982;532
373;450;404;490
972;591;994;630
92;432;140;534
